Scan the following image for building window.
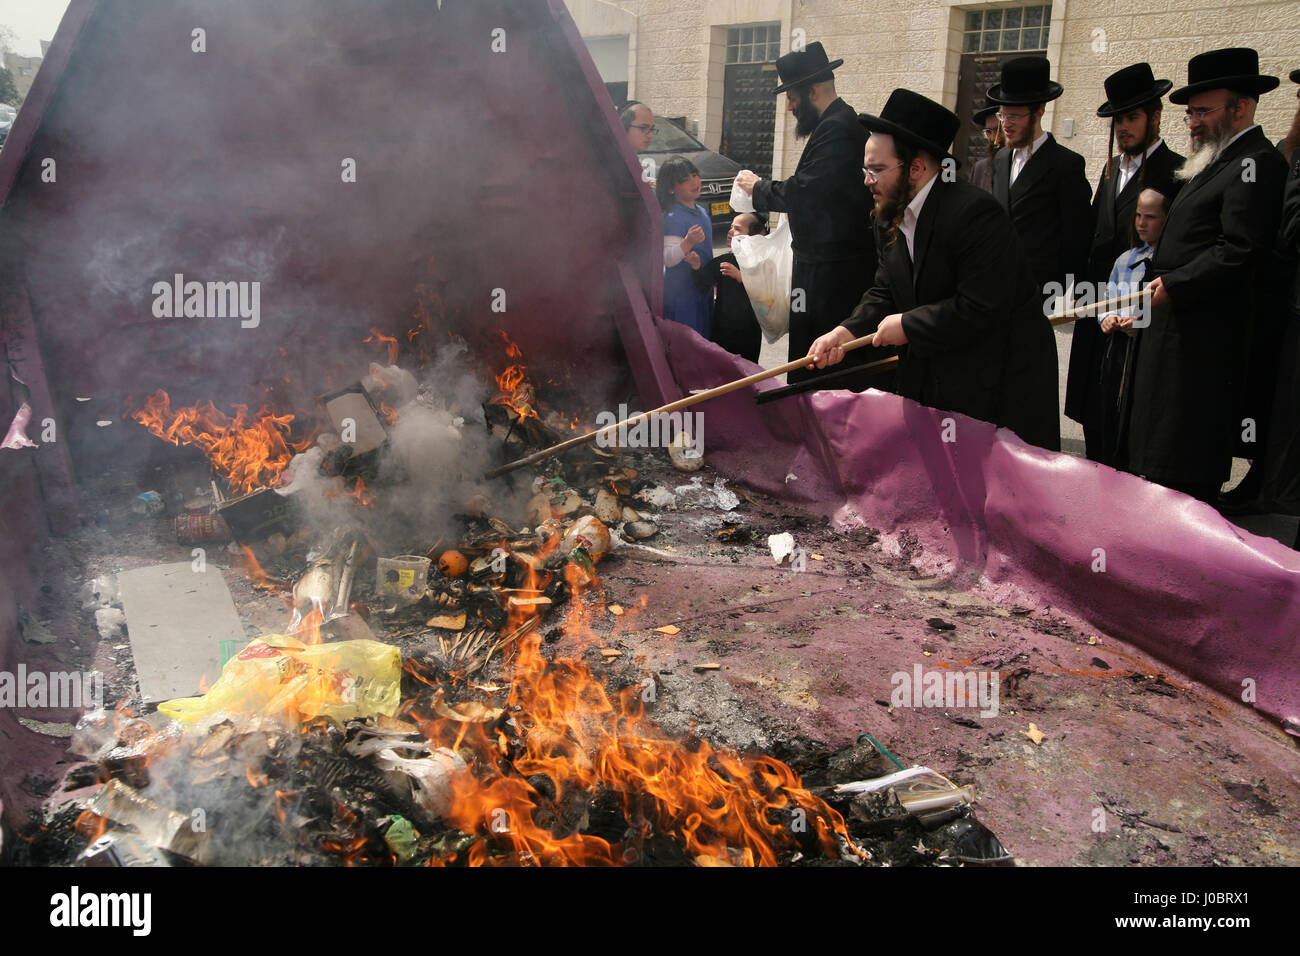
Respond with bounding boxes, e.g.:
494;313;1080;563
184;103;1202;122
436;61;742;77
962;5;1051;54
726;24;781;65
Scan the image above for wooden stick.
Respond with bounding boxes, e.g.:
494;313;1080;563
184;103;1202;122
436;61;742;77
1048;290;1150;326
484;332;877;477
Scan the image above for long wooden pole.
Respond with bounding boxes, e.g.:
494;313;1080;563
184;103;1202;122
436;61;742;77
484;332;876;478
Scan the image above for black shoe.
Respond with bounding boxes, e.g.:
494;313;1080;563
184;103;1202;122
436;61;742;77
1219;466;1265;515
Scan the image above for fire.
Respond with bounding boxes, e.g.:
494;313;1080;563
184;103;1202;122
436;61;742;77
128;390;313;495
240;545;276;589
493;329;537;422
424;630;852;866
365;327;400;366
411;540;857;867
74;809;109;844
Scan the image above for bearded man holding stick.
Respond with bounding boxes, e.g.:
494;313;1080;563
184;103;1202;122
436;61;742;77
807;90;1058;451
1128;48;1288;503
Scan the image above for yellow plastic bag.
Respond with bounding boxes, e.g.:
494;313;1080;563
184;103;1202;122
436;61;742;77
158;635;402;727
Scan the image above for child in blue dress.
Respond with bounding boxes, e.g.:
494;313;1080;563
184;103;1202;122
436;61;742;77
656;157;713;337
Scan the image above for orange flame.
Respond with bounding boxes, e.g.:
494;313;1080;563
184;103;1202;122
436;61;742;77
492;330;538;423
128;390;313;494
426;630;852;866
365;328;400;366
411;540;857;867
74;809;110;844
240;545;273;588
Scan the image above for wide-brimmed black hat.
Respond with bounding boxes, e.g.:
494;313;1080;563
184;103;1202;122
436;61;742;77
1097;63;1173;116
772;42;843;94
859;89;961;165
1170;48;1279;104
972;102;998;127
985;56;1063;106
1290;68;1300;84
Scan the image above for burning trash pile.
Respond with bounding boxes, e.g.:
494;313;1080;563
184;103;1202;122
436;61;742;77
18;332;1008;867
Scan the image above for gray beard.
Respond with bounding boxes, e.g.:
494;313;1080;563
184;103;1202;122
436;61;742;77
1176;127;1231;181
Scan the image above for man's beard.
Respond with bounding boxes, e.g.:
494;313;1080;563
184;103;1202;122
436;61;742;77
793;95;821;140
1005;126;1033;149
878;176;915;240
1177;122;1231;180
1119;132;1150;157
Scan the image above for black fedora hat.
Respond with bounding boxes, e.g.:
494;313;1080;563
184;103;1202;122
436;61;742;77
772;41;843;94
859;89;961;165
972;101;998;127
985;56;1064;106
1169;48;1279;104
1097;63;1173;117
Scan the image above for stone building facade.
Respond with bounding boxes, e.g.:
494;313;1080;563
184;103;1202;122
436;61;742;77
568;0;1300;187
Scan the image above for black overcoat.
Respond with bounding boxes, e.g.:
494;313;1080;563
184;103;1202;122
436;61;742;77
753;97;877;384
991;133;1092;296
1127;126;1288;487
841;176;1060;451
1259;154;1300;514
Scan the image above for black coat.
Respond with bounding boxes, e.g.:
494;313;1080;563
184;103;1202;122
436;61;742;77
1064;140;1184;456
991;133;1092;296
753;97;877;384
752;97;874;261
1259;156;1300;514
1127;126;1289;487
691;252;761;363
842;176;1060;451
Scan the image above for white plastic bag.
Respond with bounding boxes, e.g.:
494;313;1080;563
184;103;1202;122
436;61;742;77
732;217;793;343
729;170;756;214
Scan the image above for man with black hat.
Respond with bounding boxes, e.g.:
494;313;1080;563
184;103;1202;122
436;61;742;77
987;56;1092;304
1128;48;1288;503
734;42;877;386
806;89;1059;451
1067;63;1184;466
968;102;1001;194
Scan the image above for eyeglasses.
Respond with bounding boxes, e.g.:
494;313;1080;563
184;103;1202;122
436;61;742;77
981;128;998;138
1182;105;1225;125
996;111;1030;123
630;124;658;134
864;162;906;183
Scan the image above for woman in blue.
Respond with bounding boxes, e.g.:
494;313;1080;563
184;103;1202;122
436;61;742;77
656;157;713;337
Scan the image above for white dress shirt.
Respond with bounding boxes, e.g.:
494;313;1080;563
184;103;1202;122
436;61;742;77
1010;130;1050;185
900;173;939;262
1116;138;1164;194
